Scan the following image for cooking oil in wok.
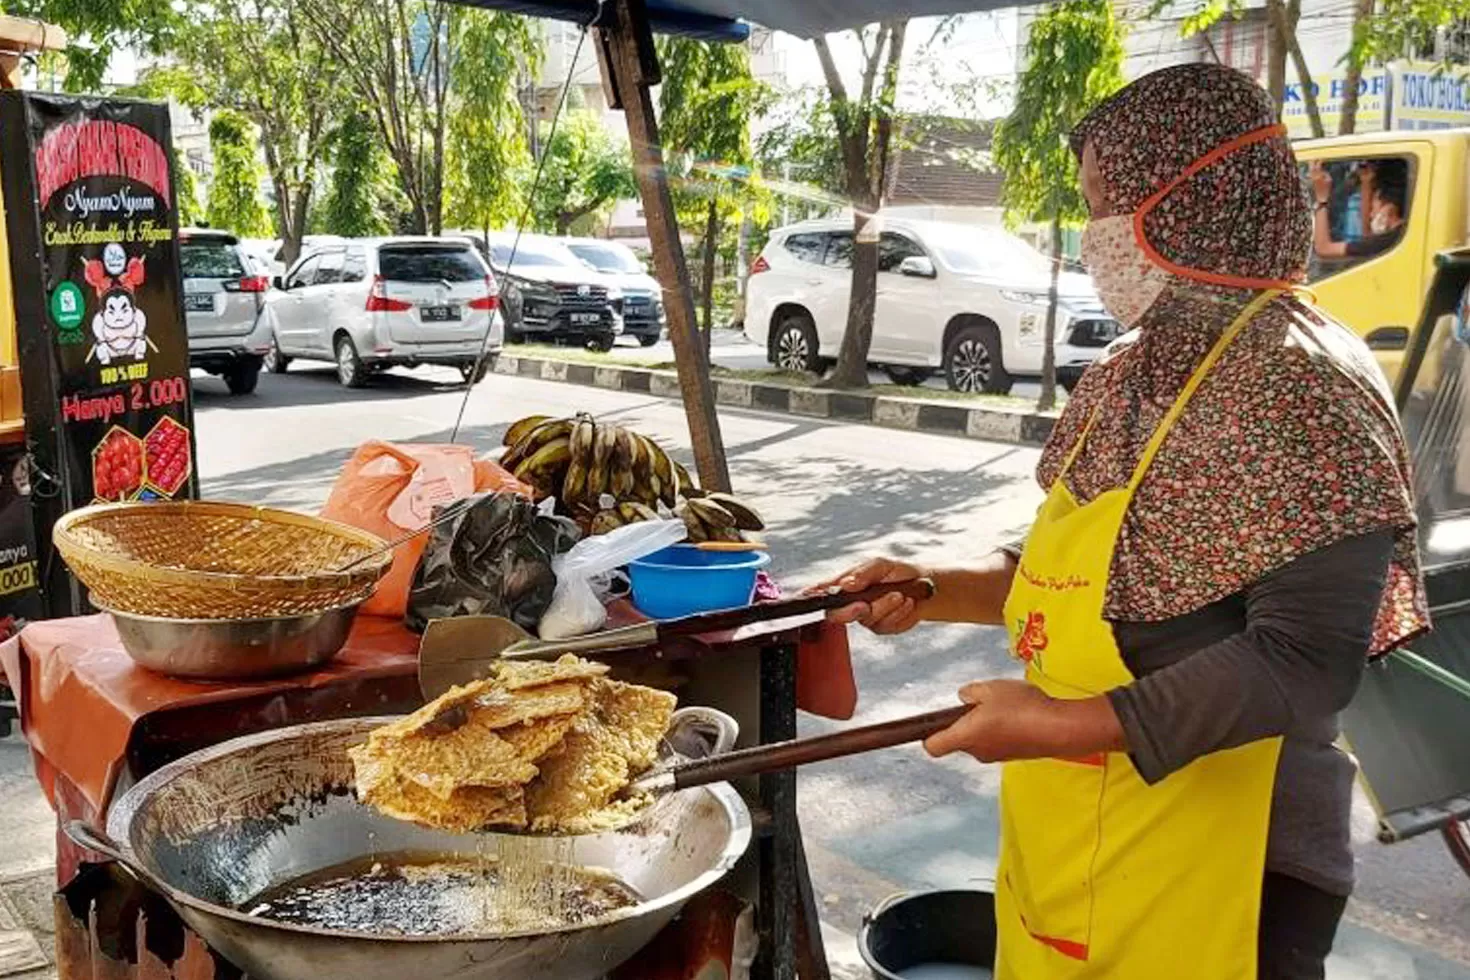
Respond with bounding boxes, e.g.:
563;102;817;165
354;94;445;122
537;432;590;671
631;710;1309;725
241;848;639;936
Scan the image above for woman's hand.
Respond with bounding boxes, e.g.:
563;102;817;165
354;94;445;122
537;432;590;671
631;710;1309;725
1309;161;1332;204
924;680;1126;762
814;557;925;635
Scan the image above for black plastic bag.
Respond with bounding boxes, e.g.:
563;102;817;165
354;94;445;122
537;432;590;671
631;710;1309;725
406;491;581;634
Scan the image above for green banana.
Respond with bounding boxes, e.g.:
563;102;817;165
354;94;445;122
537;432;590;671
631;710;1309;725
679;505;709;542
503;414;553;448
512;436;571;487
610;427;635;498
706;492;765;531
503;418;572;471
687;496;736;531
590;508;625;535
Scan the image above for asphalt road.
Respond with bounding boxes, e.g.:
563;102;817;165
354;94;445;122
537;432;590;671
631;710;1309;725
0;361;1462;978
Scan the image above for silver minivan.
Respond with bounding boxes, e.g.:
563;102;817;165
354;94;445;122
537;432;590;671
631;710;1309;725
264;237;503;387
180;229;274;395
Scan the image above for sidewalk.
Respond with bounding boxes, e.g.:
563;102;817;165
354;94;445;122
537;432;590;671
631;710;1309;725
493;331;1061;448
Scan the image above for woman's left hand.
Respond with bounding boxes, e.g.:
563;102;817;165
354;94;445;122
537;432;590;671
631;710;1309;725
924;680;1126;762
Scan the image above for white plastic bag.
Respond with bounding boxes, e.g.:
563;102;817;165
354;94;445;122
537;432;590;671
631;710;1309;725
538;518;687;640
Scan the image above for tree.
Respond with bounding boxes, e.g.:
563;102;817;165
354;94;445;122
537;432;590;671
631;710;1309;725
445;10;539;236
658;37;767;337
528;112;636;235
8;0;176;91
113;69;204;227
172;145;203;228
317;112;395;237
300;0;539;236
207;110;272;237
172;0;343;265
812;20;910;389
995;0;1124;411
1149;0;1324;136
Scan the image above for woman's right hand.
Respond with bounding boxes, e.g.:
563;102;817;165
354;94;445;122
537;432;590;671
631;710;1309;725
814;558;927;635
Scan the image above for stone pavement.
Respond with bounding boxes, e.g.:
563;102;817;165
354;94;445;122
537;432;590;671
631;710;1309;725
0;735;56;980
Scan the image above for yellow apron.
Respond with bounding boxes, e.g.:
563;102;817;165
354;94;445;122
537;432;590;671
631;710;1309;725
996;290;1284;979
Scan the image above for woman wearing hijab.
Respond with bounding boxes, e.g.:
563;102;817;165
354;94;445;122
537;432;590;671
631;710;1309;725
824;64;1428;979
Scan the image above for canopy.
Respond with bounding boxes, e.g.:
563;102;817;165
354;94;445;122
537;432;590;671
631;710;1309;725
450;0;999;40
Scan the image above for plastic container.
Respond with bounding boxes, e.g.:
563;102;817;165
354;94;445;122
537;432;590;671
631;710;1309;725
628;544;772;619
858;889;996;979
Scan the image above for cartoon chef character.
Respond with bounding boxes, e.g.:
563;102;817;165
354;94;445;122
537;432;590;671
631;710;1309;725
84;249;148;364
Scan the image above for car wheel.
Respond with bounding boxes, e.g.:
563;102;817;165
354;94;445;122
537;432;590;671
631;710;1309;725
335;336;367;388
224;358;262;396
1059;372;1081;394
586;335;615;354
884;365;933;386
771;311;820;373
638;333;661;348
264;337;289;374
944;324;1012;395
459;360;489;385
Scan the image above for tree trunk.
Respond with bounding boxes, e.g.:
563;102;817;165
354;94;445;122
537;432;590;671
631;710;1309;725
1338;0;1375;135
700;198;720;345
1039;217;1062;413
1267;6;1288;111
285;185;311;268
827;208;880;389
1267;0;1324;138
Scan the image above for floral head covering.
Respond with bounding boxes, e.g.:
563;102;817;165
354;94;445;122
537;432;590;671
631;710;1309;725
1044;63;1428;656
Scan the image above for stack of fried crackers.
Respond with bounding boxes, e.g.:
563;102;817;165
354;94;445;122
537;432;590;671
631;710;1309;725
350;655;677;834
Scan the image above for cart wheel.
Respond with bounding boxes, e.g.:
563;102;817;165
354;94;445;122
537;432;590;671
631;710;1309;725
1443;820;1470;878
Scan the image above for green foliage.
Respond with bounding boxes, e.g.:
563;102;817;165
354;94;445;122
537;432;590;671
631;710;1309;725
169;0;342;259
317;112;394;237
754;89;849;217
445;10;539;234
529;112;636;235
207;110;272;237
993;0;1125;230
172;144;203;227
8;0;177;91
1351;0;1469;64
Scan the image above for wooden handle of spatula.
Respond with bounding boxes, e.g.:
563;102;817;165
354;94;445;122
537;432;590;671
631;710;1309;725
658;577;936;637
638;703;971;793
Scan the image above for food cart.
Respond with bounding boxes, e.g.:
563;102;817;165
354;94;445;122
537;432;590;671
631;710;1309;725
0;2;1115;979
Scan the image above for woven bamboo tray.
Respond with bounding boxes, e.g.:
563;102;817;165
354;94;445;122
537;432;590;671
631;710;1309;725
54;501;392;619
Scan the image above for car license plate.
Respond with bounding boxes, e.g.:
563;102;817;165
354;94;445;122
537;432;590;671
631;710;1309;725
184;294;214;312
569;312;601;325
421;305;461;322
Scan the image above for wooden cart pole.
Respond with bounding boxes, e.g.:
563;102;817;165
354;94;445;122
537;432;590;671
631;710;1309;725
598;0;732;492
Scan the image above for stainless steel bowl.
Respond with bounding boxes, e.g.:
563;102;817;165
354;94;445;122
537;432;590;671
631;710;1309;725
105;717;753;980
101;601;363;680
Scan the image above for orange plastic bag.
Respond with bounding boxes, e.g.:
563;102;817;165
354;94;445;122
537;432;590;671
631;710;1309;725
320;441;531;618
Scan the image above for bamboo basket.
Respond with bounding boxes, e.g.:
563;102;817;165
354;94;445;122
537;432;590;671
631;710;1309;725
53;501;393;619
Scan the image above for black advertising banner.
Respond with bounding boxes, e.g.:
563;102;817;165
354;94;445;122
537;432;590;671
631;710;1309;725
0;443;43;626
0;93;198;616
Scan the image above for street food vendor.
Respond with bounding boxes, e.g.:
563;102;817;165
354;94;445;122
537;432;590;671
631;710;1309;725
824;65;1428;980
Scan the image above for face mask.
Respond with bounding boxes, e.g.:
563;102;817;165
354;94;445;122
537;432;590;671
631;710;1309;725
1370;206;1391;235
1080;214;1171;327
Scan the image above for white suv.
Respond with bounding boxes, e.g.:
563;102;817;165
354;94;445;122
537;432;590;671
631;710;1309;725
263;237;503;387
744;218;1120;394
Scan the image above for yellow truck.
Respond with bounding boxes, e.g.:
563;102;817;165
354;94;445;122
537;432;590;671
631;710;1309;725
1295;129;1470;383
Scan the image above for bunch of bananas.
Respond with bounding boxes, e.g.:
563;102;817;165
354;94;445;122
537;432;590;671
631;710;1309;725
503;413;768;538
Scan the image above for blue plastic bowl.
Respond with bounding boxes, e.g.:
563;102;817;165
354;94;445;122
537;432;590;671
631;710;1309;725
628;545;772;620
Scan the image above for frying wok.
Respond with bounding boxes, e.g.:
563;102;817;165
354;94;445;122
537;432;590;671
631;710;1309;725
101;717;752;980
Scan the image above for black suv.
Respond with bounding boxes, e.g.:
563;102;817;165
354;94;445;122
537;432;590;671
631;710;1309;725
486;233;623;351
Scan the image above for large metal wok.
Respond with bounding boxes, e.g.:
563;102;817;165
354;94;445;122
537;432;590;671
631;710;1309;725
102;717;752;980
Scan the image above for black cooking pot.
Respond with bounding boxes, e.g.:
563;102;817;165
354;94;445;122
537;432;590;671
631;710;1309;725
857;888;997;979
